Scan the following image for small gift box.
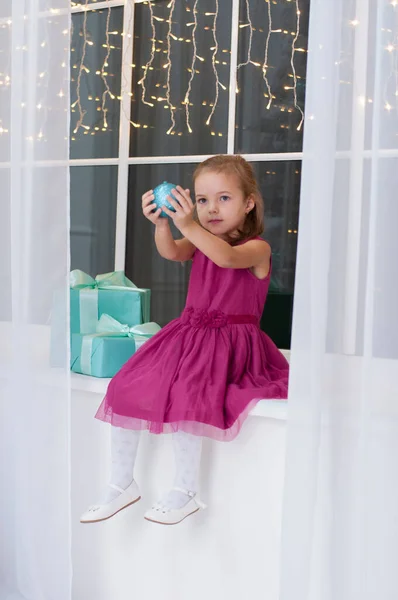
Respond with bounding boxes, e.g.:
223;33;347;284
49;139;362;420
70;315;161;378
70;270;151;334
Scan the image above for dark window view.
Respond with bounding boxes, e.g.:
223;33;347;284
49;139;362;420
255;161;301;349
236;0;310;154
253;161;301;294
70;7;123;159
70;165;118;276
130;0;232;157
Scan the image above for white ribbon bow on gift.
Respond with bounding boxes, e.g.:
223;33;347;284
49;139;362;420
95;313;161;338
79;314;161;376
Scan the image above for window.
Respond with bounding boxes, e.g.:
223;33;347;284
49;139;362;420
70;0;310;348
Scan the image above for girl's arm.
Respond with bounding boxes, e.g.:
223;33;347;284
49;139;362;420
155;220;195;262
181;222;270;270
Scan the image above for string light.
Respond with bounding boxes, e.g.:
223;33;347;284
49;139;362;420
67;1;311;141
166;0;177;135
35;16;52;143
101;5;113;130
237;0;253;70
73;0;89;133
137;1;156;107
263;0;273;109
184;0;199;133
119;0;136;131
291;1;304;130
206;0;221;126
383;3;398;113
71;9;128;139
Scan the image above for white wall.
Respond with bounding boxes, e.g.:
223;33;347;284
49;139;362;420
71;390;287;600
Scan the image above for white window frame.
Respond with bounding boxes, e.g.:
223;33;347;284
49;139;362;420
70;0;304;271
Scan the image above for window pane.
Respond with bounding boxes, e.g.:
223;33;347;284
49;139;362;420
254;161;301;294
130;0;231;157
126;160;301;329
0;24;10;162
235;0;310;154
70;7;123;159
0;17;68;163
70;166;117;276
0;169;11;320
126;164;196;326
364;2;397;151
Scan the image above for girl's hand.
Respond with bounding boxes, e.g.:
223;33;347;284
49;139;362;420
142;189;165;226
163;186;195;232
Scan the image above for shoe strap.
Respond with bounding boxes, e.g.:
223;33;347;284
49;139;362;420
173;486;196;498
172;487;207;510
109;483;126;494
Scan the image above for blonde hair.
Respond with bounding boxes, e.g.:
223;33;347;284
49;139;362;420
193;154;264;245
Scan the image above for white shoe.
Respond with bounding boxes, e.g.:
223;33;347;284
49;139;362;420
144;487;206;526
80;481;141;524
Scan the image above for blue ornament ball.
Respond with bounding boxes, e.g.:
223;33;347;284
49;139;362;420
152;181;178;218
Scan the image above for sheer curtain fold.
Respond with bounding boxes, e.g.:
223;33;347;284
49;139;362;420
281;1;398;599
0;2;72;600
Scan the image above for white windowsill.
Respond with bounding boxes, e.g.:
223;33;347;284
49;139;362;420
71;349;290;422
0;322;289;422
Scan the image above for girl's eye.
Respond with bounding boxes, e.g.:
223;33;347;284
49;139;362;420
197;198;206;204
220;195;230;202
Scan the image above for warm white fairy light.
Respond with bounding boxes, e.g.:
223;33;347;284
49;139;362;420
396;43;398;110
33;17;52;143
66;0;312;140
101;5;113;130
262;0;273;109
384;45;394;111
119;0;136;131
73;0;89;133
383;5;398;113
206;0;221;126
237;0;253;70
166;0;177;135
291;1;304;130
183;0;199;133
137;0;156;107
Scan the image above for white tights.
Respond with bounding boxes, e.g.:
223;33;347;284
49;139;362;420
102;427;203;510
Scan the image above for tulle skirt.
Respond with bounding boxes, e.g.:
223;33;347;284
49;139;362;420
95;317;289;442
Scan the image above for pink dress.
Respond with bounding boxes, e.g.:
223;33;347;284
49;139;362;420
95;240;289;441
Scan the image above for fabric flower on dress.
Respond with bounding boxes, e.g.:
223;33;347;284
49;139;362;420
182;307;229;329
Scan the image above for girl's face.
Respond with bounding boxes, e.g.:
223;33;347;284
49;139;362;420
194;170;254;240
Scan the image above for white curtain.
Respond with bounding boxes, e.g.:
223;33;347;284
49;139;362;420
0;2;72;599
280;1;398;599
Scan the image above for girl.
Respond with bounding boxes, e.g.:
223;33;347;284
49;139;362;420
81;155;289;526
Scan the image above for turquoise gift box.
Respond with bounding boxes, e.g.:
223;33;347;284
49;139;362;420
70;270;151;334
70;315;161;378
